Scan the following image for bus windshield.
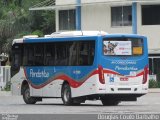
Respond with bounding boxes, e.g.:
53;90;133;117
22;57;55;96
103;38;143;56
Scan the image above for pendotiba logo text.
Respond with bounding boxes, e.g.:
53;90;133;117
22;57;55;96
115;66;138;71
29;69;49;78
111;60;138;71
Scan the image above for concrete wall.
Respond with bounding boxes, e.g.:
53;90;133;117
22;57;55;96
55;0;160;51
56;0;76;5
136;3;160;50
81;4;132;34
56;0;128;5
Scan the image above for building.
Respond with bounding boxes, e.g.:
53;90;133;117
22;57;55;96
30;0;160;81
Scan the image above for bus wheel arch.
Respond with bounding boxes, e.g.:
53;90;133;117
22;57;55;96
21;80;29;95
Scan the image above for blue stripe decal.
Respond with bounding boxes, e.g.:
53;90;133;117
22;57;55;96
132;2;137;34
76;0;81;30
24;66;97;86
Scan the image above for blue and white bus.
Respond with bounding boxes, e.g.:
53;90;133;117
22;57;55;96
11;31;149;106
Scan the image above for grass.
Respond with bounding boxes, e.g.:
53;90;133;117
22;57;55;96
1;82;11;91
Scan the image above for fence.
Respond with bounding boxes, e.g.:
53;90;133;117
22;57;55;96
0;66;11;90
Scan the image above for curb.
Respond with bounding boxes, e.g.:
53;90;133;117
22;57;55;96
148;89;160;93
0;91;11;96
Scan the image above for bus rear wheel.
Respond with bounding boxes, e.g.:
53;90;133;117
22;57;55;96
22;85;37;104
101;99;120;106
61;83;73;105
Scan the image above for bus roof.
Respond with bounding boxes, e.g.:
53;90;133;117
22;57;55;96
45;31;108;37
12;35;38;45
12;31;146;45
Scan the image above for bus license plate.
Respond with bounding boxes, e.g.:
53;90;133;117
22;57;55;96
120;77;128;81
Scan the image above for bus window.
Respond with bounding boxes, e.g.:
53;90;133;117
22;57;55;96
34;44;44;66
54;42;67;66
132;38;143;55
11;44;22;76
79;42;89;65
23;44;34;66
103;38;143;56
78;41;95;66
45;43;55;66
69;42;77;66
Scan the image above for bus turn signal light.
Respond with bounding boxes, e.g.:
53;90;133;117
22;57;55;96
143;66;148;84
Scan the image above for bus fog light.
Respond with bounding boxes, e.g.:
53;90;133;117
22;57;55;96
134;88;137;91
111;88;114;91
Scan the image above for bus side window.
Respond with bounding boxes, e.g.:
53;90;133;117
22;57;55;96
79;42;89;66
12;46;22;69
34;44;44;66
14;54;19;68
78;41;95;66
24;45;34;66
69;42;77;66
29;47;34;65
89;41;95;65
45;43;55;66
11;44;22;77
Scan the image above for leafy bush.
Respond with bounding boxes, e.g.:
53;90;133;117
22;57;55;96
32;30;43;37
149;80;160;88
2;81;11;91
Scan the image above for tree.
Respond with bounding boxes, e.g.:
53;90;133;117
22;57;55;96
30;10;55;34
0;0;55;54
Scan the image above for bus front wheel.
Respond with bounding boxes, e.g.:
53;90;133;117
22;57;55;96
22;85;37;104
61;83;73;105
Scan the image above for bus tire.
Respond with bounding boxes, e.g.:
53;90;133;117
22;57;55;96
101;99;120;106
22;85;37;104
61;83;73;105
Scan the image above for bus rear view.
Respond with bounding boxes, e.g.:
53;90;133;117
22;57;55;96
98;35;148;105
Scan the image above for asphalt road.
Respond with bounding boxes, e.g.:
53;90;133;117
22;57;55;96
0;93;160;114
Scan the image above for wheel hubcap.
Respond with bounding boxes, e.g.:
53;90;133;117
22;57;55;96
64;88;70;102
25;89;30;100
